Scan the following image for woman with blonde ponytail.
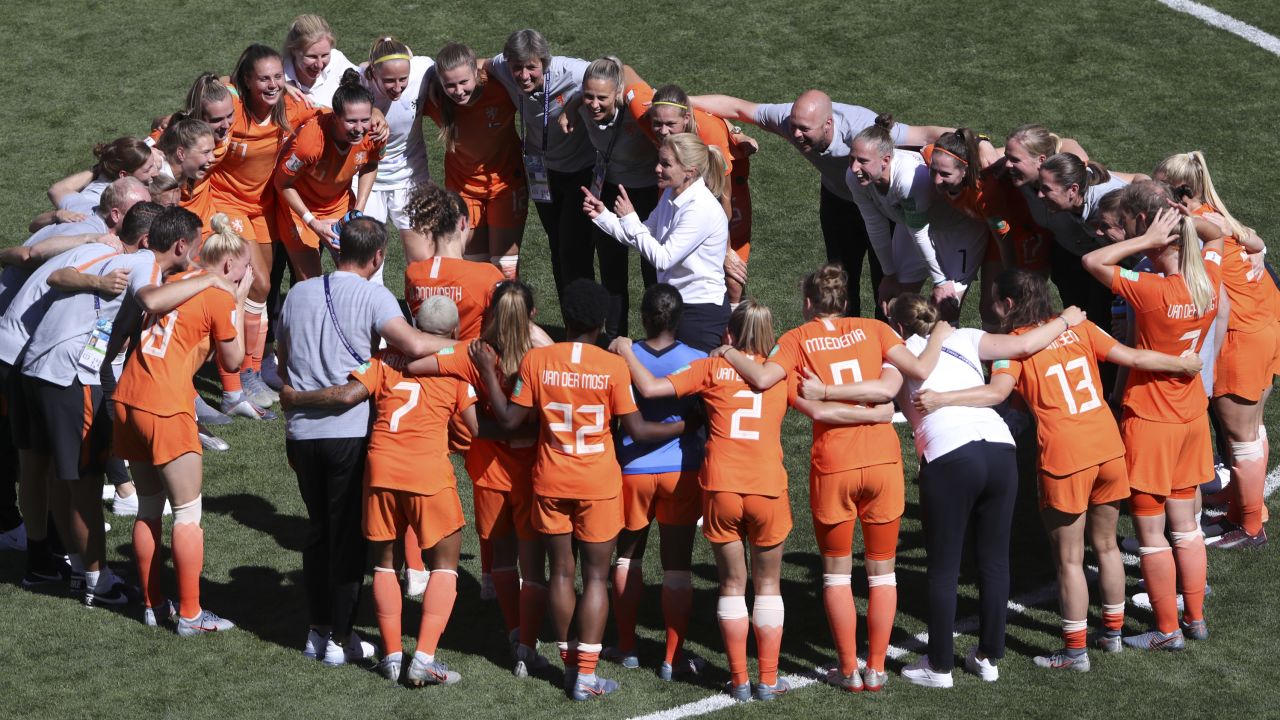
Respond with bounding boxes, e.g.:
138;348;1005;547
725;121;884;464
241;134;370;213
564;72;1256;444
1154;152;1277;549
1082;179;1224;647
584;133;729;350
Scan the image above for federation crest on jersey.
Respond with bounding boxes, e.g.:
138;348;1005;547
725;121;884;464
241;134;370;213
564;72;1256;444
285;154;304;173
354;151;368;166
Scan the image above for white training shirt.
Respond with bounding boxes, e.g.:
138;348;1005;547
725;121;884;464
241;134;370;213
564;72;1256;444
754;101;910;201
488;54;595;173
927;197;990;286
284;48;358;108
0;241;117;366
845;149;935;283
1021;174;1129;257
591;177;728;305
579;106;658;188
897;328;1015;462
363;56;433;191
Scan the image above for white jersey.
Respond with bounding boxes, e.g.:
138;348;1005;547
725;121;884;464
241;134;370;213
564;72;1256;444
363;56;433;191
845;149;935;283
284;48;358;108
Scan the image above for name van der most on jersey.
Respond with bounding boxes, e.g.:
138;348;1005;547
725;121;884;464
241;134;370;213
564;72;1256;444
541;369;610;389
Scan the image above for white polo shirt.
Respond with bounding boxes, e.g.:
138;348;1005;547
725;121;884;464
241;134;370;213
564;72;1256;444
846;149;935;283
284;48;358;108
364;56;433;191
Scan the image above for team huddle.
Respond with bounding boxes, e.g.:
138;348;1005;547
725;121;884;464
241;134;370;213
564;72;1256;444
2;13;1278;705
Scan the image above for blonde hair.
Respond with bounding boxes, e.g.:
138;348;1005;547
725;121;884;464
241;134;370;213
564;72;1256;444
582;55;624;94
801;263;848;317
1007;123;1063;159
481;281;536;382
203;213;248;267
283;14;335;61
887;293;940;338
1118;180;1215;316
662;133;727;199
1154;151;1250;240
415;296;459;336
431;42;480;153
727;299;774;356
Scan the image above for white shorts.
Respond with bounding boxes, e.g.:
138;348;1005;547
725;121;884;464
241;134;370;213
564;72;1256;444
363;186;414;232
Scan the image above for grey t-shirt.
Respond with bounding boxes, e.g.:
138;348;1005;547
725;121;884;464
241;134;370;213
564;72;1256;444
489;54;596;173
579;106;658;188
0;214;108;314
1021;175;1129;256
754;101;909;201
279;270;404;440
0;242;118;366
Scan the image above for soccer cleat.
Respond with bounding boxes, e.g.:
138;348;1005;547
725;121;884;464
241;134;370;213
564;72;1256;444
513;644;548;678
378;653;404;684
221;397;277;421
1033;649;1091;672
902;656;954;688
602;646;640;669
1180;619;1209;641
1123;629;1186;652
754;676;791;701
658;653;705;682
405;567;428;597
260;352;284;392
570;673;618;701
406;656;462;686
84;581;131;608
1213;527;1267;550
0;523;27;552
825;666;864;692
1202;518;1240;539
1093;632;1123;654
727;681;752;703
965;647;1000;680
479;572;496;601
861;667;888;692
198;427;230;452
177;609;236;636
241;369;279;408
144;599;176;627
194;394;232;426
303;628;327;660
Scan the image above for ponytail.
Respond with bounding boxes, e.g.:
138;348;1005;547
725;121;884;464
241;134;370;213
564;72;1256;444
932;128;982;188
886;293;940;339
91;137;153;179
1041;152;1111;191
333;68;374;116
582;55;624;95
202;212;249;267
1154;151;1251;240
184;72;231;119
482;280;536;382
1119;180;1216;317
1007;123;1063;158
853;113;895;157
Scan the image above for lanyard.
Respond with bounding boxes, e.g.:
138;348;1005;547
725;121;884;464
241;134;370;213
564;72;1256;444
323;274;365;365
518;73;552;154
940;345;984;381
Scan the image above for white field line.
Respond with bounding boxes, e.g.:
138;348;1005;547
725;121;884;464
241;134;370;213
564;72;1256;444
1156;0;1280;56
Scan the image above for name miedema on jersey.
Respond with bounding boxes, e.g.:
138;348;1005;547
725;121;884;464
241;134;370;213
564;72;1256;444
803;327;869;353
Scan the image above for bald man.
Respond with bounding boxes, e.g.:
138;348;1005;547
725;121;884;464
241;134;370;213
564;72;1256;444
694;90;949;317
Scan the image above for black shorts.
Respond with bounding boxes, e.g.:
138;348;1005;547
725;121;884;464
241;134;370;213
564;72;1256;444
677;299;732;354
25;375;111;481
0;361;31;450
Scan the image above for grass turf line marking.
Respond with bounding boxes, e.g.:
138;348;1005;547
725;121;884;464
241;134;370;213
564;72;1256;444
1157;0;1280;56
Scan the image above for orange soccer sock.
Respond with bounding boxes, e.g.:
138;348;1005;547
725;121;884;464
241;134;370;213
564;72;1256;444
372;567;403;655
752;595;784;686
576;642;602;677
403;529;425;572
661;571;693;665
866;573;897;673
1063;619;1088;650
1232;439;1267;535
822;574;858;676
492;566;521;634
611;558;643;653
1138;546;1179;633
717;595;750;687
1171;530;1208;623
417;569;458;657
242;303;266;374
518;581;548;649
171;523;205;620
131;516;164;609
1102;602;1125;633
479;537;494;576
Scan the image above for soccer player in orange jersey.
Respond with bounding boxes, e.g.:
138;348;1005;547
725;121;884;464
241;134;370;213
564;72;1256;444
616;300;803;702
424;43;528;278
283;296;477;686
405;280;553;677
477;279;685;701
114;213;252;634
1083;182;1223;650
916;269;1201;672
712;265;946;692
1154;152;1273;549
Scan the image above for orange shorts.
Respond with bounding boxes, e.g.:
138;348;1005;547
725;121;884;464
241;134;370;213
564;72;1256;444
701;490;791;547
532;494;623;543
809;462;904;526
212;203;275;245
473;481;536;541
1121;412;1212;497
1130;485;1198;517
621;469;701;530
814;517;900;560
112;404;200;466
462;185;529;231
1214;325;1280;401
277;202;345;252
364;485;465;549
1039;455;1129;515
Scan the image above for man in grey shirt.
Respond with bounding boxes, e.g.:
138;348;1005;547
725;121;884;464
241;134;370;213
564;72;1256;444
694;90;948;316
276;216;452;667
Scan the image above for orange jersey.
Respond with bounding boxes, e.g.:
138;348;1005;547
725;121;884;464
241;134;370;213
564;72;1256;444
770;317;904;473
434;340;536;491
1215;232;1274;333
510;342;638;500
403;257;503;340
1111;254;1220;422
625;80;733;176
114;270;238;417
278;114;384;218
668;355;788;497
423;73;523;198
992;320;1125;476
207;92;318;211
353;349;476;495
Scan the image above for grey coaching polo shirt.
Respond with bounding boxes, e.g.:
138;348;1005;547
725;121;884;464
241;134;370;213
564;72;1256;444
0;214;109;313
489;54;596;173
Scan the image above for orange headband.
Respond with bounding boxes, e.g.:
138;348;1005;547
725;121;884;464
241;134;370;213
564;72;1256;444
934;146;969;166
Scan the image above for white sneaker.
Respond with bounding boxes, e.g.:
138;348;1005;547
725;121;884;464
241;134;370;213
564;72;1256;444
113;492;171;517
405;568;429;597
101;484;115;501
303;628;327;660
0;523;26;551
964;648;999;682
480;572;496;601
901;656;953;688
324;632;378;666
